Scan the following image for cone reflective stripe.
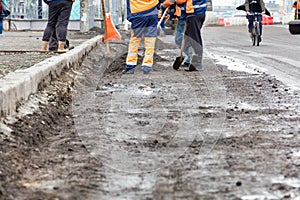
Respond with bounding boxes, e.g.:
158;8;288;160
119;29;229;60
142;37;156;67
126;35;142;66
102;13;122;42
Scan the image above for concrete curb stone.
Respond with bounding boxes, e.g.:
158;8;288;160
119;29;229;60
0;35;102;119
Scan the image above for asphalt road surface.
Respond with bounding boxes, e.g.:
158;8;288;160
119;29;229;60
203;25;300;90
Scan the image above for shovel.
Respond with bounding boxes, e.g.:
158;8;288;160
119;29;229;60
173;24;186;70
157;7;169;35
101;0;110;54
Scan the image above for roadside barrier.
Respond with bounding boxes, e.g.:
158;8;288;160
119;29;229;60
262;16;274;25
218;18;225;26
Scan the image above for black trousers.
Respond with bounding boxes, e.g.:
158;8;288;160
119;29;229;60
184;14;206;68
42;0;72;42
185;14;206;58
48;28;69;50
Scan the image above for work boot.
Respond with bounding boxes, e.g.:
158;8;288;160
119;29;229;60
141;66;152;74
57;41;69;52
185;54;204;71
122;65;136;74
122;68;135;74
41;41;49;52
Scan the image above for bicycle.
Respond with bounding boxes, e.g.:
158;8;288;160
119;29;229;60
250;12;262;46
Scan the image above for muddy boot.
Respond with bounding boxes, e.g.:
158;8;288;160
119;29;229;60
185;54;204;72
57;41;69;53
41;41;49;52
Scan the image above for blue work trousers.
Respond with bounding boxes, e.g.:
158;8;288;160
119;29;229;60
175;19;190;64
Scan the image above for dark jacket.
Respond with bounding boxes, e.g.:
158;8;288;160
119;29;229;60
245;0;265;13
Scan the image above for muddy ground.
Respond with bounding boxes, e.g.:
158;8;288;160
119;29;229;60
0;29;101;78
0;32;300;200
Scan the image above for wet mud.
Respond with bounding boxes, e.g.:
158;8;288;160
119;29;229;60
0;37;300;200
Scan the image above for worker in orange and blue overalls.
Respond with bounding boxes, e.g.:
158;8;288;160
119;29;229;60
293;0;300;20
122;0;160;74
175;0;207;71
161;0;191;67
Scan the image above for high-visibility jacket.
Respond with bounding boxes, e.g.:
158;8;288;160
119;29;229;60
127;0;159;22
161;0;185;19
175;0;207;15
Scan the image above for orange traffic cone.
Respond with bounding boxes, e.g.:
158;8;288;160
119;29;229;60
102;13;121;42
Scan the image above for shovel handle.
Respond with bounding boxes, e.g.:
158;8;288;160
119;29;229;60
157;7;169;29
101;0;110;54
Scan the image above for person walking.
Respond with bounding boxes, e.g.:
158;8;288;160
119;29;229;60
122;0;159;74
41;0;74;52
175;0;207;72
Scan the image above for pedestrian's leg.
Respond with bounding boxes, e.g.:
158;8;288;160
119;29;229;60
48;27;58;51
0;18;3;35
56;1;72;52
42;4;59;51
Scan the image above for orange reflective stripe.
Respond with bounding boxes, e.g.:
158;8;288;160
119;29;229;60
175;0;186;5
126;34;141;65
142;37;156;67
186;0;194;14
175;5;181;17
130;0;159;13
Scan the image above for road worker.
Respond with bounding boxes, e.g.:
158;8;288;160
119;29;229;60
292;0;300;20
122;0;160;74
161;0;191;67
175;0;207;71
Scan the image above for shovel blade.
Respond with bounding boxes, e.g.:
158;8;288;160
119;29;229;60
173;56;185;70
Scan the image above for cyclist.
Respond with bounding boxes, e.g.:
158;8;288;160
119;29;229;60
245;0;266;40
